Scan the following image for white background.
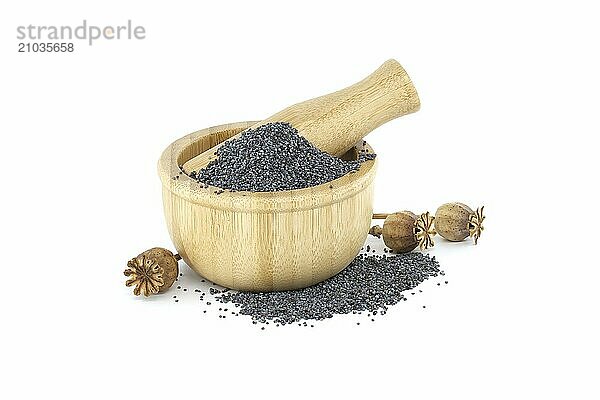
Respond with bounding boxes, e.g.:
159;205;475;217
1;1;598;399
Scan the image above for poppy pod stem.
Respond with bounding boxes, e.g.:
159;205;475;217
372;213;389;220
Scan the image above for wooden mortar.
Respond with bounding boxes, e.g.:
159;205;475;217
159;122;376;291
159;60;420;292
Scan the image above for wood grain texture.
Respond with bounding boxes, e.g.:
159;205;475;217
182;59;419;174
158;122;377;292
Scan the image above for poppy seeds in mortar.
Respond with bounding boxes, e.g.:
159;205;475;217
190;122;376;192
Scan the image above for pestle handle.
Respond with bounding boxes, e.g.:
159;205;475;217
182;59;420;174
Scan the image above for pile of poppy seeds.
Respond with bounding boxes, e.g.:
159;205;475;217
189;122;376;192
171;251;445;328
216;252;442;325
173;121;446;327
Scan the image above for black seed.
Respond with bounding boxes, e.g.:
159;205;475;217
213;252;442;327
192;122;375;192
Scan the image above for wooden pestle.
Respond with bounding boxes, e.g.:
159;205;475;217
182;59;420;174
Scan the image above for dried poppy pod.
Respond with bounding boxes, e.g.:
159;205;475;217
434;203;485;244
124;247;181;296
369;211;436;253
